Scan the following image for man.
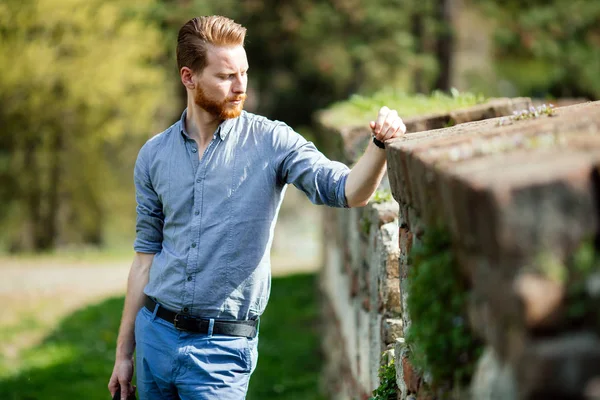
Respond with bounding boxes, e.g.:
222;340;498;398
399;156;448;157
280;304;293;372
108;15;406;400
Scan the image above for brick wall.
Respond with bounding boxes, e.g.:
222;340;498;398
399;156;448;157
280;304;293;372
318;99;600;399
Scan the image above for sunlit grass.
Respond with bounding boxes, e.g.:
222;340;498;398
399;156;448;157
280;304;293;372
319;88;486;129
0;273;325;400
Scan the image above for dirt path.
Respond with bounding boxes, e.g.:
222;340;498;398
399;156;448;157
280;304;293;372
0;260;129;323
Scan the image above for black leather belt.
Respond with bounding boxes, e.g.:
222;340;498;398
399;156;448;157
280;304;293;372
144;296;258;338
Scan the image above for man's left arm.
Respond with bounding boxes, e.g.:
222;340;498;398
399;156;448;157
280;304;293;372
345;106;406;207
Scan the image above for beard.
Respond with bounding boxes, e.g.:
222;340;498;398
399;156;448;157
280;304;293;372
194;86;246;120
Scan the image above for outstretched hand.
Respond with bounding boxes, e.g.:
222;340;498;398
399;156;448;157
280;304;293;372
369;106;406;143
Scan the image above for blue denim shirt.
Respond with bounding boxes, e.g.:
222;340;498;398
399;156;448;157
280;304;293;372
134;110;350;320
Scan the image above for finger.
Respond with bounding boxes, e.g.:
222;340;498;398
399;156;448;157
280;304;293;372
120;382;129;400
374;106;389;135
108;377;119;396
380;109;399;140
399;120;406;135
369;121;376;132
391;118;407;138
383;118;402;140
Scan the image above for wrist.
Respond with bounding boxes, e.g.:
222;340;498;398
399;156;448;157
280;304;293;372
372;136;385;150
116;340;135;361
116;352;134;362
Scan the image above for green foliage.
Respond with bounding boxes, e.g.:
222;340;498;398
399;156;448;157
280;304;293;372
370;357;398;400
372;189;394;204
405;226;482;387
0;0;175;251
564;240;600;328
480;0;600;99
321;88;485;129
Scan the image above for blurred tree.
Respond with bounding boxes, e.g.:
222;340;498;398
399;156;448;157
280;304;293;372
480;0;600;99
0;0;175;251
144;0;424;128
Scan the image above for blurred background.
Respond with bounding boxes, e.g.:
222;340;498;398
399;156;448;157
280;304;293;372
0;0;599;398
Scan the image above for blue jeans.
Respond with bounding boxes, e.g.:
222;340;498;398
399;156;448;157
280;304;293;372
134;306;259;400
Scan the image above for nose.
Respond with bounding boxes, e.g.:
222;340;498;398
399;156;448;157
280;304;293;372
232;73;246;94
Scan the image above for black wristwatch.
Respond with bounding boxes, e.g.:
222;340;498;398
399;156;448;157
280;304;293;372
372;136;385;149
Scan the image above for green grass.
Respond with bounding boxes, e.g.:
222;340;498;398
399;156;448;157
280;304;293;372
319;88;485;129
0;273;325;400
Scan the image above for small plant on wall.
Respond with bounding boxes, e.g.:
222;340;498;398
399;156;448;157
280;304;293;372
370;356;397;400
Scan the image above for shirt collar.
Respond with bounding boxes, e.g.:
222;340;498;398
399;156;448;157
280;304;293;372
179;108;237;141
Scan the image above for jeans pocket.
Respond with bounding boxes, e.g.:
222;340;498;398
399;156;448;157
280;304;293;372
209;336;252;374
243;335;259;374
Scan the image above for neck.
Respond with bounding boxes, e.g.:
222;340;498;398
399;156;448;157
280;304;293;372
185;97;221;145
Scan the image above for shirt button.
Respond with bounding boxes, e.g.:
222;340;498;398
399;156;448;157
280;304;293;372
191;148;197;153
183;307;189;313
187;275;193;281
194;210;199;216
191;243;197;248
196;179;201;183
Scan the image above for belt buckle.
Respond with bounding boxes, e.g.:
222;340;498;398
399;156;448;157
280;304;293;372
173;313;186;330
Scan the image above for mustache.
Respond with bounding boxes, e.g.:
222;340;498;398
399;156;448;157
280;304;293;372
227;94;247;102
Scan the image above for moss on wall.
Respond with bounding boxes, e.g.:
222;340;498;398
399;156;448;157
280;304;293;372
564;239;600;331
405;226;483;388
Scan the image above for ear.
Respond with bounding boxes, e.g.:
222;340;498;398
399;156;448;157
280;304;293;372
180;67;196;90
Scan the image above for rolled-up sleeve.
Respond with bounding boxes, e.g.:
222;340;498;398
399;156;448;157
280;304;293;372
133;144;164;253
274;124;350;208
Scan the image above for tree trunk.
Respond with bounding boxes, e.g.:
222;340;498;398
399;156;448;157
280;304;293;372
433;0;454;91
412;4;426;93
24;137;43;251
37;130;62;250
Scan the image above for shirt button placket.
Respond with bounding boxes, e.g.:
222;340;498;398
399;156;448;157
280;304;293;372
188;161;203;312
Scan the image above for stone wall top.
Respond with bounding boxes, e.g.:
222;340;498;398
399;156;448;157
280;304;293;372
386;101;600;270
315;97;533;165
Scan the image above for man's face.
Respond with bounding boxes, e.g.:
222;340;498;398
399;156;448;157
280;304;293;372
194;44;248;120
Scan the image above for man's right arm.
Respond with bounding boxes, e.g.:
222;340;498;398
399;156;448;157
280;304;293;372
108;252;154;399
109;142;164;399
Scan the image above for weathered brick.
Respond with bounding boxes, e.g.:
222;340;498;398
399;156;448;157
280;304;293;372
470;346;518;400
451;150;597;269
514;272;566;331
516;332;600;398
402;353;422;394
449;97;532;125
395;339;409;398
398;225;413;269
382;318;404;345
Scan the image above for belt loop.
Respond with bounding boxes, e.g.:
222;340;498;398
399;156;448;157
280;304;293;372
208;318;215;336
152;301;159;320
